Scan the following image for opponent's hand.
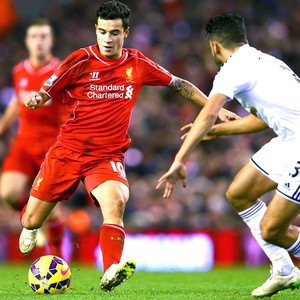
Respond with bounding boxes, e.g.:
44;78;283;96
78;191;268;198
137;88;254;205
181;123;218;141
180;123;193;140
218;108;240;122
156;161;187;198
202;131;218;141
25;91;43;109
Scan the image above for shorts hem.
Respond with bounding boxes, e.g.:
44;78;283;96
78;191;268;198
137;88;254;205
250;157;269;176
276;189;300;205
30;190;60;203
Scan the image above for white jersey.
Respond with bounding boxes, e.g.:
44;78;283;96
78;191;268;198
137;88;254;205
209;44;300;140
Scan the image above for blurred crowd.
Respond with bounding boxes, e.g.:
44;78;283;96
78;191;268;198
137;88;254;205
1;0;299;234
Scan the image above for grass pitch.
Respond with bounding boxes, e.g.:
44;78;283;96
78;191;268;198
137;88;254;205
1;263;299;300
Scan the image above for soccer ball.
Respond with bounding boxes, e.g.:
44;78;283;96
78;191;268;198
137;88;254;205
28;255;71;294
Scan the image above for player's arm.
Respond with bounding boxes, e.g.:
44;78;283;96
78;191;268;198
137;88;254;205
157;93;227;198
181;113;269;141
205;113;268;139
24;90;51;109
0;96;19;135
168;76;239;122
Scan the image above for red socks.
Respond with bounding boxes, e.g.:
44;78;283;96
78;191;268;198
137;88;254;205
10;194;28;211
99;224;125;271
45;216;64;257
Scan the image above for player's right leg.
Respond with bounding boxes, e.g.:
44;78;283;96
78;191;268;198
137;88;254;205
89;178;136;292
19;195;57;254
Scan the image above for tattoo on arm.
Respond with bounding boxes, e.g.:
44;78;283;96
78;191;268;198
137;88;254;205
169;77;195;100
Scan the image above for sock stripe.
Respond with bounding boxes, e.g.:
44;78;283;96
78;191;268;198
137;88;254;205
239;200;264;220
289;240;300;254
101;224;125;236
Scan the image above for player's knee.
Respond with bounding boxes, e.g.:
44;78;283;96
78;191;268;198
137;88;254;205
260;220;281;244
101;197;126;224
226;186;243;209
1;192;19;206
226;184;258;212
21;212;43;229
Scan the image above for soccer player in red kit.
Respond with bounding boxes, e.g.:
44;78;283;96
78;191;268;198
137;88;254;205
0;19;65;256
20;1;238;292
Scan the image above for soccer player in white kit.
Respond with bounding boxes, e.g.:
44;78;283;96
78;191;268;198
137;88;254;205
157;12;300;297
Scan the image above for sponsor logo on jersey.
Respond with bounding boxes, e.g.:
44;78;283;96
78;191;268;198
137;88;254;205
125;85;133;99
87;84;134;100
44;74;58;87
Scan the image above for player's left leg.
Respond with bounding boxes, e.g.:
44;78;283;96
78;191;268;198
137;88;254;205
227;162;295;274
251;194;300;297
19;195;57;254
226;162;299;297
261;193;300;253
91;180;136;292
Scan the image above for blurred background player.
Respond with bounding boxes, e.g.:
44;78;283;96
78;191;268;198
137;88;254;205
0;18;66;257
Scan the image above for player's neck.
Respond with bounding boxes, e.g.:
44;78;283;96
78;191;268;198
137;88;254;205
222;46;242;63
29;54;53;68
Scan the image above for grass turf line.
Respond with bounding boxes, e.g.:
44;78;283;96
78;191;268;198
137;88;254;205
0;263;300;299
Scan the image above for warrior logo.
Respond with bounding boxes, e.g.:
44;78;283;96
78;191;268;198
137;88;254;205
89;72;100;80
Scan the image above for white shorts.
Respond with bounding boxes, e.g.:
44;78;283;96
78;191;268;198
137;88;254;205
250;137;300;204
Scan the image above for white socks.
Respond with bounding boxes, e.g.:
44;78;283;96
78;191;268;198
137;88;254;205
239;200;294;275
288;230;300;258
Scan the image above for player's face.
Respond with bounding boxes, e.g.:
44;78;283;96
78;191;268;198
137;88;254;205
25;25;54;59
95;18;129;59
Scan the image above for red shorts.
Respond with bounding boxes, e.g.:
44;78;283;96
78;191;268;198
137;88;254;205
2;136;55;178
30;142;128;206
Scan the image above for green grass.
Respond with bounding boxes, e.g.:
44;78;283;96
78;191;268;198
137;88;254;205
0;263;300;299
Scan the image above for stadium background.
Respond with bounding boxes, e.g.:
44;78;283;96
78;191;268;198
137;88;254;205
0;0;299;270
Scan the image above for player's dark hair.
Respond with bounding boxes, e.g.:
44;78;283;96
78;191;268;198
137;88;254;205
96;1;131;29
205;12;248;49
27;18;54;36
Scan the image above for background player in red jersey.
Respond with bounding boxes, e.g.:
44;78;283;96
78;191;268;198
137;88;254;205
0;19;66;257
19;1;238;292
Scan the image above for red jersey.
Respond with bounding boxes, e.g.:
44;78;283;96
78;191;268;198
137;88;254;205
14;57;65;141
42;45;173;156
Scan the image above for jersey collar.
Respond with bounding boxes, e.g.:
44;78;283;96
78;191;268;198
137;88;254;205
90;44;128;66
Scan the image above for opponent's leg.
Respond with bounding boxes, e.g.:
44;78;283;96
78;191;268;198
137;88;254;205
92;180;136;292
250;194;300;297
261;193;300;251
226;162;297;297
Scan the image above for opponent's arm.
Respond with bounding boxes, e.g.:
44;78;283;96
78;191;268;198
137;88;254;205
25;90;51;109
207;113;268;138
0;96;19;135
157;93;227;198
168;76;239;122
181;113;269;140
